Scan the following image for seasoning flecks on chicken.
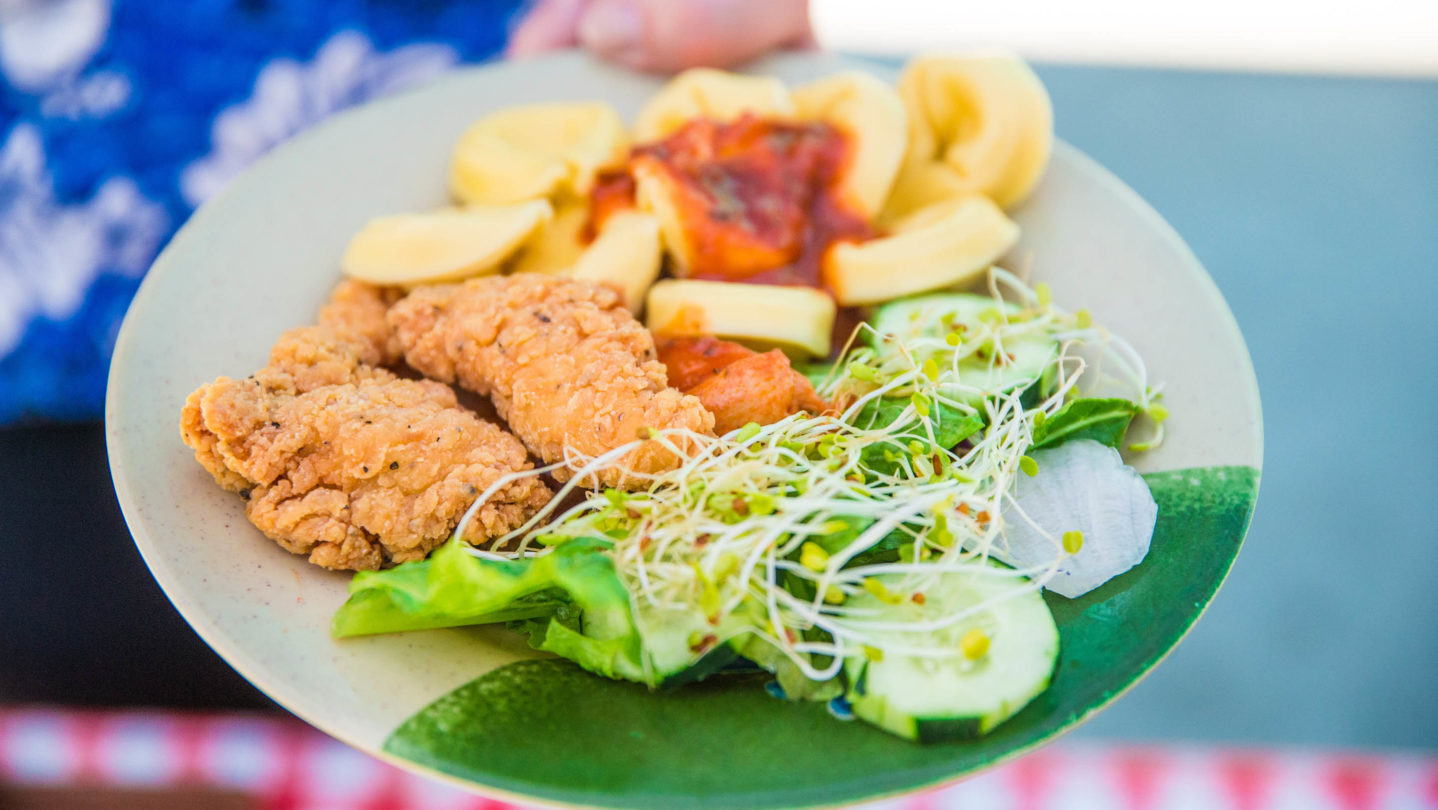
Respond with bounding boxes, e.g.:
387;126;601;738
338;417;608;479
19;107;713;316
179;322;387;493
387;275;715;487
180;282;551;571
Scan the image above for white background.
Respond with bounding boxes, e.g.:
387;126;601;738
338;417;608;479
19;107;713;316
813;0;1438;77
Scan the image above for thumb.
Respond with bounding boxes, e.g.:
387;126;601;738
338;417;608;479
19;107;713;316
578;0;811;73
506;0;593;57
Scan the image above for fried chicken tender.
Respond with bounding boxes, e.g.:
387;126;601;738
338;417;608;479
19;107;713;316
245;280;402;396
180;282;550;571
183;372;549;570
388;275;715;487
317;279;404;364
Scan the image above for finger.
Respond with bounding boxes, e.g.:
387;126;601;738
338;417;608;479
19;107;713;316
506;0;593;57
578;0;812;73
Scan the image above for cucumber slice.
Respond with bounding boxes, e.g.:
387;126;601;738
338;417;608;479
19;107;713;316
870;293;1058;409
870;292;1014;346
842;561;1059;742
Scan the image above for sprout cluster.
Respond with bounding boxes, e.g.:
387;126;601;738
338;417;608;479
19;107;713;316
452;269;1160;681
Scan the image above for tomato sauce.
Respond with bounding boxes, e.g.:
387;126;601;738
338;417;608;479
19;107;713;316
655;335;830;433
587;170;637;240
655;335;758;391
590;114;876;288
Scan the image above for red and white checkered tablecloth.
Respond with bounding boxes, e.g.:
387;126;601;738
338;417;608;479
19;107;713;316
1;708;1435;809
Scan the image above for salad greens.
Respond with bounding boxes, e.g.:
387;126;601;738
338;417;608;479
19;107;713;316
1031;397;1139;450
334;537;623;642
851;395;984;475
332;270;1164;742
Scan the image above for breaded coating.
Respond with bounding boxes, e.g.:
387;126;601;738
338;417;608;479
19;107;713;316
182;372;550;570
181;323;387;493
388;275;715;487
243;281;402;396
318;279;404;365
180;282;551;571
256;326;389;395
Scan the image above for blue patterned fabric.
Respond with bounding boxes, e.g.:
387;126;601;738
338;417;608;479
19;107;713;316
0;0;528;424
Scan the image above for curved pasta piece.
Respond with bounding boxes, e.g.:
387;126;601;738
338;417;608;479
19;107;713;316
791;70;907;218
633;68;793;142
342;201;552;287
569;211;663;313
509;200;591;276
450;102;629;204
632;162;697;273
827;195;1019;305
890;53;1053;214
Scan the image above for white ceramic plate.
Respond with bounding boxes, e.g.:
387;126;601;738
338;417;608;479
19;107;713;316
108;50;1262;809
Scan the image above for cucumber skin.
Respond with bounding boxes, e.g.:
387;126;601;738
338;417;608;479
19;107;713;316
845;659;985;743
916;716;986;744
656;642;742;691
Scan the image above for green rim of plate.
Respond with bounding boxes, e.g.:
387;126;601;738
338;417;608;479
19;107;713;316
383;465;1259;809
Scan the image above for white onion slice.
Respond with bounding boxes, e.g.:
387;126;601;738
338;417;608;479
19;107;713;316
998;439;1157;598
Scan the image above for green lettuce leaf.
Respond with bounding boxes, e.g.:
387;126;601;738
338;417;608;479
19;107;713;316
333;537;746;688
331;537;625;638
1033;397;1139;450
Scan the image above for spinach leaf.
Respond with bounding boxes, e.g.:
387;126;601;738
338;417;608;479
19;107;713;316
804;516;873;556
844;527;915;568
852;395;984;475
1032;397;1138;450
798;360;837;390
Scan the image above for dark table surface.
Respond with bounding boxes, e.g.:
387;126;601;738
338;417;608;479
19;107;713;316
2;62;1435;749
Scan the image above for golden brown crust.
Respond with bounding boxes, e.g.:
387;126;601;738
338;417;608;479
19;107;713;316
388;275;715;487
179;282;550;571
317;279;405;365
180;386;254;493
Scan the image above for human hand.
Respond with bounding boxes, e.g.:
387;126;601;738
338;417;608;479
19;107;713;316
508;0;812;73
